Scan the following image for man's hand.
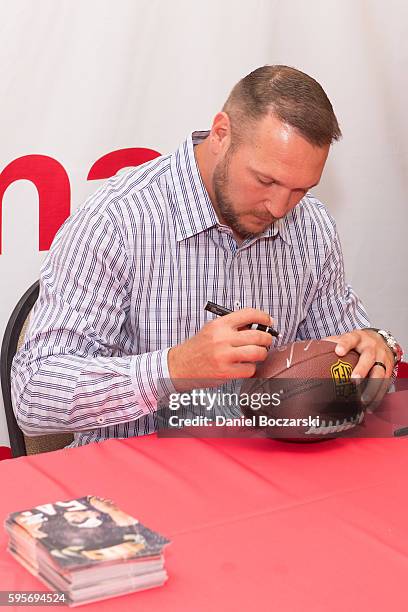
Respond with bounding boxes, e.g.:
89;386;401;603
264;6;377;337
168;308;274;392
323;329;394;409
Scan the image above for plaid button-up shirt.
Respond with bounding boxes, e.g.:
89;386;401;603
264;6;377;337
11;131;370;447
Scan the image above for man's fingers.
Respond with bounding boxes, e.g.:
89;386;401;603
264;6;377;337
322;336;356;358
333;332;361;356
361;376;389;411
323;331;366;357
224;307;273;330
322;336;341;344
233;344;269;363
367;362;388;379
320;329;395;412
360;378;381;409
229;362;257;378
350;346;376;379
231;329;274;349
362;362;391;411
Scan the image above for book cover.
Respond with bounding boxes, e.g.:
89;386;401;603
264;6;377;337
6;496;170;570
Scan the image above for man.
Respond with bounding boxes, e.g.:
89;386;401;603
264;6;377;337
11;65;402;447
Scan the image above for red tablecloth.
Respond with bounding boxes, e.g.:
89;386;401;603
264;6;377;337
1;392;408;611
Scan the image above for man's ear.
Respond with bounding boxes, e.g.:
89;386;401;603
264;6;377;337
209;112;231;154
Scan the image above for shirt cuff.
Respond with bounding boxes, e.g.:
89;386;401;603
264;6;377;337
130;348;177;413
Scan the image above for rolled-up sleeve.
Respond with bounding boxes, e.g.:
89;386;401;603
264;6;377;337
11;205;174;436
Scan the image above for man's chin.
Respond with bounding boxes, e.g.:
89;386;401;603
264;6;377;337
234;225;267;241
254;215;276;225
245;218;274;234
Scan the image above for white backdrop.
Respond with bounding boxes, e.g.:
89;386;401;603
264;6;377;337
0;0;407;447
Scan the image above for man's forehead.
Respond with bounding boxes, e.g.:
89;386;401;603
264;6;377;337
237;141;326;177
244;116;322;155
235;120;329;184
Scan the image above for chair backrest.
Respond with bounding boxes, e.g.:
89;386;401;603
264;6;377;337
0;281;74;457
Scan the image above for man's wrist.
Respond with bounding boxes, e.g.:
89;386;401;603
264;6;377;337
167;346;193;392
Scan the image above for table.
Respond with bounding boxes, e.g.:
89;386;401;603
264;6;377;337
1;391;408;611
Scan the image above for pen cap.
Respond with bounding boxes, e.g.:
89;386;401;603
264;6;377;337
250;323;275;336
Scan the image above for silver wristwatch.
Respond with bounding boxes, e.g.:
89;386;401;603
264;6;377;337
368;328;404;366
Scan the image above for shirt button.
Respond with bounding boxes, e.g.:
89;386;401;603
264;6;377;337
97;417;105;424
234;301;242;309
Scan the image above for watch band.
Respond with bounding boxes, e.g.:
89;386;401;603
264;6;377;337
365;328;404;366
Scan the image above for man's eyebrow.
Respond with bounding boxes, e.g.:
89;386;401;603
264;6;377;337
254;170;319;191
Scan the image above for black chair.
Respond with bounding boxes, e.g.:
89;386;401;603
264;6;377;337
1;281;73;457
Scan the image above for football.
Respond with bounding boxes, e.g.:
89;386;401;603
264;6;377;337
240;339;367;441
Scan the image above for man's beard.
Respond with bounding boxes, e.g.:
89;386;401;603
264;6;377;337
212;152;272;241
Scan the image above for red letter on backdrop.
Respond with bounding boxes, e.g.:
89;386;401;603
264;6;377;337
87;148;161;180
0;155;70;255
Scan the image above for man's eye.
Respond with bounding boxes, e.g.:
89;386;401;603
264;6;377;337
258;177;274;186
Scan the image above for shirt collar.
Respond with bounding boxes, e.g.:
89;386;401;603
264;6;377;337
170;131;218;241
169;131;292;245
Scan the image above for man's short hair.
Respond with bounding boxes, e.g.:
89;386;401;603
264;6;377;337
223;65;342;147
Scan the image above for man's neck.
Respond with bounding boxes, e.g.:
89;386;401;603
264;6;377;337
194;138;244;247
193;139;222;221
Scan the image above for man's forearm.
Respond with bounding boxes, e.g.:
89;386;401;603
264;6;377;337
11;349;174;435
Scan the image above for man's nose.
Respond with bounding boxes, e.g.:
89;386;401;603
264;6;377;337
263;188;291;219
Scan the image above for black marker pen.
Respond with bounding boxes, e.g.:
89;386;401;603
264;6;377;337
204;301;280;338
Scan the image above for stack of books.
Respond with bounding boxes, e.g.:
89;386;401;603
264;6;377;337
5;495;170;607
